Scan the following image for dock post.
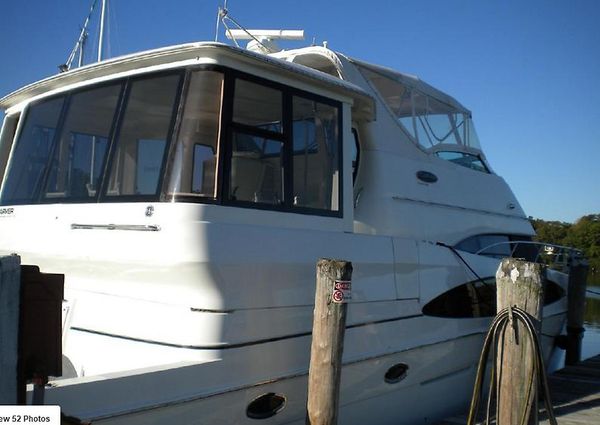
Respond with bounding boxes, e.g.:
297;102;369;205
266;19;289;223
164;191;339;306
496;258;544;425
566;256;589;365
306;259;352;425
0;254;22;405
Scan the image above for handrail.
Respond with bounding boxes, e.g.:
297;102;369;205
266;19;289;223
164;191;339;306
474;240;583;272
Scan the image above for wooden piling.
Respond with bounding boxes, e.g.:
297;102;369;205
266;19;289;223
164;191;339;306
306;259;353;425
496;258;544;425
0;254;22;405
566;256;589;366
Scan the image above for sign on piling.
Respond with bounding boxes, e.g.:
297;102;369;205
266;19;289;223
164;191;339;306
306;259;352;425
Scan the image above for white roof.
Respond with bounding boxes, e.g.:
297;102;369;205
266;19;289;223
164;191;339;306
0;42;374;119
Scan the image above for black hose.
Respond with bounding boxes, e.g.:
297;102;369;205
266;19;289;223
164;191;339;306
467;306;558;425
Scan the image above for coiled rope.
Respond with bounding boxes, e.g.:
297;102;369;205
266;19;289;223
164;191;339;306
467;306;558;425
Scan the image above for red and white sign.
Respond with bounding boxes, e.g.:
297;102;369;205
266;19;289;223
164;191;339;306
332;280;352;303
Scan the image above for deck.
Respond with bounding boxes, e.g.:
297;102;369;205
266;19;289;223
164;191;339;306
437;354;600;425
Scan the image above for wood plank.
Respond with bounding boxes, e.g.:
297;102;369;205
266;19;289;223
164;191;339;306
434;354;600;425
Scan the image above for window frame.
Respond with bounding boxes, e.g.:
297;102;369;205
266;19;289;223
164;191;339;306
38;80;126;204
0;92;70;205
351;127;361;184
0;65;344;219
217;67;344;218
98;70;185;203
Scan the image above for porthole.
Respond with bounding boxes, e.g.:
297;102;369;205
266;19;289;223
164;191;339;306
384;363;409;384
246;392;286;420
416;170;438;183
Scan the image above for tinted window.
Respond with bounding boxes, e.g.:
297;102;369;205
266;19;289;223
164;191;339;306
423;277;565;318
228;78;285;206
423;278;496;318
292;96;340;211
43;84;121;200
229;134;283;204
455;234;512;257
233;80;282;132
165;71;223;199
106;74;181;197
225;76;342;214
435;151;489;173
1;97;64;204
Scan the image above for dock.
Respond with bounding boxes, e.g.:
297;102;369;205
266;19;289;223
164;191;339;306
437;354;600;425
540;354;600;424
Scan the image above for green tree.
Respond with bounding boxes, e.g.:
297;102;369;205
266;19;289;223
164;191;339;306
564;214;600;274
530;218;571;246
530;214;600;275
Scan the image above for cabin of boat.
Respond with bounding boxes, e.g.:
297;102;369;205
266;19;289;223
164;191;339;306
0;40;570;424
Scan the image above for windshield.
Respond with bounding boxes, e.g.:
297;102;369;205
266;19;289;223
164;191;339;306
358;65;481;151
0;72;183;205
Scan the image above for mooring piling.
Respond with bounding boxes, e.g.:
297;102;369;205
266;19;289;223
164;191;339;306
0;254;22;405
306;258;352;425
566;255;589;366
495;258;545;425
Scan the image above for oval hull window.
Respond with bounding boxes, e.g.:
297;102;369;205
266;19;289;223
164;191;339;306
385;363;409;384
416;170;438;183
246;393;286;420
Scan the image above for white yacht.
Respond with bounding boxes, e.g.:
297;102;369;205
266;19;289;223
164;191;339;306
0;29;571;424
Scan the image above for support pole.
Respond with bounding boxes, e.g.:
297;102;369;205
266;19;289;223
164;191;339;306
98;0;107;62
0;255;22;404
496;259;544;425
566;256;589;365
306;259;352;425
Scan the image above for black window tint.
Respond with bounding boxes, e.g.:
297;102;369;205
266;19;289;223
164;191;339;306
455;236;480;253
43;84;121;200
106;74;181;197
1;97;64;205
478;235;511;257
455;234;511;258
422;278;496;318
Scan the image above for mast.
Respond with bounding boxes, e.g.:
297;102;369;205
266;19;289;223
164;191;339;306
98;0;107;62
78;31;87;68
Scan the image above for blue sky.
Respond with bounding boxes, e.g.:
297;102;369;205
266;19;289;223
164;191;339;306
0;0;598;223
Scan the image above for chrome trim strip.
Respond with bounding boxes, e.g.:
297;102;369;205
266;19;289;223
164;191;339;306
392;195;526;220
70;223;161;231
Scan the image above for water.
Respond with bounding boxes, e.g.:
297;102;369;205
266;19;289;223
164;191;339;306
582;274;600;360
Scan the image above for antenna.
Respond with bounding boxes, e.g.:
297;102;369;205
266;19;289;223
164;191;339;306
59;0;98;72
214;2;303;53
215;0;229;42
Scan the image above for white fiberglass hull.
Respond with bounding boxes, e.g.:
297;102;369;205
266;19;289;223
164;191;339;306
0;204;568;424
39;311;565;424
